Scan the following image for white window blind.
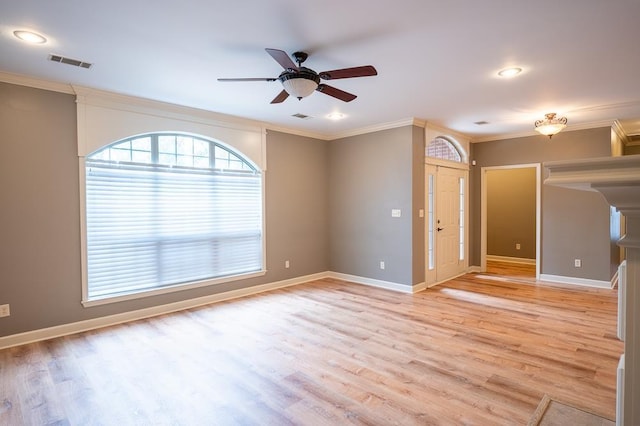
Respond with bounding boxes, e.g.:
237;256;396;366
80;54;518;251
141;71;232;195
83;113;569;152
85;134;263;301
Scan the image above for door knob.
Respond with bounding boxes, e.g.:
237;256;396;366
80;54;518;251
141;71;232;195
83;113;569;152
437;227;444;232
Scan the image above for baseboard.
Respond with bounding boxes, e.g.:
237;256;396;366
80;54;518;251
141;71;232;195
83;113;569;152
0;272;330;350
412;281;428;293
539;274;612;289
327;272;415;293
467;265;483;273
487;255;536;265
424;272;469;289
0;271;449;349
610;269;619;289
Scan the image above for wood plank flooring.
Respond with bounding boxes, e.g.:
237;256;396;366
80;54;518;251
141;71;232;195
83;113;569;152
0;268;622;425
485;260;536;282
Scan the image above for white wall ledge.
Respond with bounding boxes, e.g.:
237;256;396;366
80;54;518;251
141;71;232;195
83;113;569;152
544;155;640;197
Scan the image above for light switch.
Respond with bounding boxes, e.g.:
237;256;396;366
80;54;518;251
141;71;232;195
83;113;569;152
391;209;401;218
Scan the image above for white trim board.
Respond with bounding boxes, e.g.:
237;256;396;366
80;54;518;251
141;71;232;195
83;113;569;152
1;266;613;350
0;272;329;350
539;274;612;289
486;255;536;265
327;272;416;294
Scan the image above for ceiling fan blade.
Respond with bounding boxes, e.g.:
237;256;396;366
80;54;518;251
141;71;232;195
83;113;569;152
316;84;357;102
270;89;290;104
265;48;298;71
319;65;377;80
217;78;277;82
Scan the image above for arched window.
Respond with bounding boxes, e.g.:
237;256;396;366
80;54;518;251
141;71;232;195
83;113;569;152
85;133;263;301
426;137;462;162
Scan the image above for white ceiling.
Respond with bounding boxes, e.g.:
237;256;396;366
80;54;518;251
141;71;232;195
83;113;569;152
2;0;640;140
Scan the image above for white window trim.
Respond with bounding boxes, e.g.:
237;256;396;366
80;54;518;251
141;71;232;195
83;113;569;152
76;90;268;307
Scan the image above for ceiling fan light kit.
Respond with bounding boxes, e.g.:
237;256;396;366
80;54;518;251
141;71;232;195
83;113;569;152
280;67;320;99
534;112;568;138
218;48;377;104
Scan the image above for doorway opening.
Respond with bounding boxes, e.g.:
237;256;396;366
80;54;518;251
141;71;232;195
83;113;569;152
480;164;541;280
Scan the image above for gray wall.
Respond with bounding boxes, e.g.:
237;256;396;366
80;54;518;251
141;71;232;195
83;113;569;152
486;168;536;259
264;130;329;280
0;82;329;337
328;126;424;287
0;79;619;338
543;185;613;281
471;127;614;281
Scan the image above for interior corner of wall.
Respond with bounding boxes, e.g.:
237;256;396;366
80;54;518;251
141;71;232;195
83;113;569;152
261;127;268;171
76;98;87;157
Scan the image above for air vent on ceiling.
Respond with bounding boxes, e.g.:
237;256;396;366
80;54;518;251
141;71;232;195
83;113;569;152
49;54;93;69
292;113;311;120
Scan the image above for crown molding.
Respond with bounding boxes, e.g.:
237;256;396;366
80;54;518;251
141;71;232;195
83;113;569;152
329;117;427;140
612;120;630;145
1;70;623;145
267;117;429;141
0;70;427;142
471;119;618;143
0;70;265;134
614;119;640;146
0;70;75;94
263;125;332;141
425;122;472;143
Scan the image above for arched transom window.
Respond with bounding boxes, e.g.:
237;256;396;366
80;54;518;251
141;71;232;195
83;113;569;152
84;133;263;302
426;137;462;162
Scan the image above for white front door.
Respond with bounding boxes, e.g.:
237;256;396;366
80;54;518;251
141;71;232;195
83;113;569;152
426;165;468;285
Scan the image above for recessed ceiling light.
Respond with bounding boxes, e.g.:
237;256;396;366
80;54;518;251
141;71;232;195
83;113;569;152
13;30;47;44
497;67;522;78
327;112;345;120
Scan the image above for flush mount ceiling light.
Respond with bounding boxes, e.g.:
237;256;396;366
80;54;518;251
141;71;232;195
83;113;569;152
13;30;47;44
498;67;522;78
534;112;568;138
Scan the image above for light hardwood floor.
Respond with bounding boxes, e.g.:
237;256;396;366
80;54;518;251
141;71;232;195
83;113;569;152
0;269;622;425
485;260;536;281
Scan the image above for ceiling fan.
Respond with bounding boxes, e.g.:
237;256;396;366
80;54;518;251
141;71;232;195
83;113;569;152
218;48;377;104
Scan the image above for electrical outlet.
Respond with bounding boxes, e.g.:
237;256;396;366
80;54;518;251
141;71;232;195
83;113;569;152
285;260;290;269
380;261;385;270
516;243;521;250
574;259;582;268
0;304;10;318
391;209;401;218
